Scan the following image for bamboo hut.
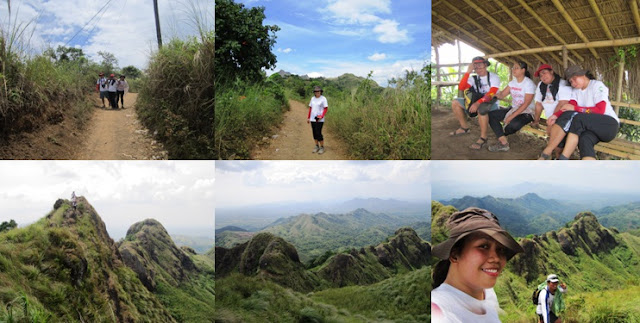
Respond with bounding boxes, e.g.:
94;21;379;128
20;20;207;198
432;0;640;159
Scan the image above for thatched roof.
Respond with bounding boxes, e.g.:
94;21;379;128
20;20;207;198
432;0;640;101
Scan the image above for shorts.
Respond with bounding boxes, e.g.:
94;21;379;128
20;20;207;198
455;97;499;117
100;91;108;99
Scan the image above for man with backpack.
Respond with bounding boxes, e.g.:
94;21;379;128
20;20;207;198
449;56;502;150
96;72;108;108
535;274;567;323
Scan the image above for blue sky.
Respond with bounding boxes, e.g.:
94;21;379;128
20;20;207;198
0;0;212;69
236;0;430;86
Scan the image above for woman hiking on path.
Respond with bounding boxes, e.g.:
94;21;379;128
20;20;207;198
307;86;328;154
431;207;524;323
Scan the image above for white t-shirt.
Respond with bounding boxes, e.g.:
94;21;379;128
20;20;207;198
116;80;129;92
107;79;118;92
535;78;572;118
570;79;619;123
309;95;328;122
97;77;108;92
465;72;502;94
431;283;501;323
505;76;536;119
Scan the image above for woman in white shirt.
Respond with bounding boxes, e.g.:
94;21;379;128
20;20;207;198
487;61;536;152
431;207;524;323
307;86;328;154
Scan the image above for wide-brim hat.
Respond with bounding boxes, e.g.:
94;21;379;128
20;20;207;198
564;65;587;81
431;207;524;261
534;64;553;77
99;73;104;76
472;56;490;67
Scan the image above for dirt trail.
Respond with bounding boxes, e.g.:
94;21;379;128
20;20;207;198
76;93;167;160
252;99;350;160
431;106;548;160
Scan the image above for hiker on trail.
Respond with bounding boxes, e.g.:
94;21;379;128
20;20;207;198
532;64;572;158
116;75;129;109
537;65;619;160
487;61;536;152
307;85;328;154
107;74;119;109
536;274;567;323
431;207;524;323
449;56;501;150
71;191;77;210
96;72;108;108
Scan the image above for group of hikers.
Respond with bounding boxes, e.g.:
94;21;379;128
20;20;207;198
96;72;129;109
431;207;567;323
449;57;619;160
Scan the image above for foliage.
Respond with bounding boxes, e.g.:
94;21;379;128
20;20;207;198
0;220;17;233
136;33;214;159
97;51;118;75
215;0;280;84
44;45;87;64
121;65;142;79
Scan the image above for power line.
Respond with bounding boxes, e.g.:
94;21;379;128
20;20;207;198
64;0;114;47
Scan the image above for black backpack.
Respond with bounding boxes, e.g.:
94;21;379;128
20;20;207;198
532;287;542;305
463;72;493;108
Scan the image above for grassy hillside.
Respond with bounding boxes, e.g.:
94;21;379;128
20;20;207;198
0;198;174;322
597;201;640;231
262;208;427;263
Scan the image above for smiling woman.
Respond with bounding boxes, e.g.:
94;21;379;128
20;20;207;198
431;207;524;323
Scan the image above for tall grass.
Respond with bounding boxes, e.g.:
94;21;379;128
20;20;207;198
214;79;289;159
330;69;430;159
136;32;214;159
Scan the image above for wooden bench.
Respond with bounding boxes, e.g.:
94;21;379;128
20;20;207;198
521;121;640;160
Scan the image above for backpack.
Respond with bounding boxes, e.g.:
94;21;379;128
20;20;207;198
532;288;542;305
463;72;493;109
539;73;561;102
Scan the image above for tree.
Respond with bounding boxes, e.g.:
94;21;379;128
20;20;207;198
0;219;17;233
98;51;119;74
45;46;87;64
215;0;280;84
121;65;142;79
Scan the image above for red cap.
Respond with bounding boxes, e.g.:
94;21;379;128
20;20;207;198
110;74;115;77
534;64;553;77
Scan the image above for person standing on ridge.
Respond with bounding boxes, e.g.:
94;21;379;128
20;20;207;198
536;274;567;323
71;191;77;210
307;86;328;154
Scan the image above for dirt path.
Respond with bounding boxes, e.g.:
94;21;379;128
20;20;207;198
252;99;350;160
76;93;167;160
431;105;548;160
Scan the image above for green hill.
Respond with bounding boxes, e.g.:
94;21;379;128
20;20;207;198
262;208;426;262
215;228;430;322
432;201;640;322
596;201;640;231
0;197;174;322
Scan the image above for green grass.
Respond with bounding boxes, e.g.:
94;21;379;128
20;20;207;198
136;34;214;159
214;80;289;159
330;72;430;159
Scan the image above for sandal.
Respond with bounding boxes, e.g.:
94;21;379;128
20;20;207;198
449;127;470;136
469;137;487;150
538;153;551;160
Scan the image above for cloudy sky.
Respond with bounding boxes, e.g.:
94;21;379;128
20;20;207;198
0;0;213;69
235;0;430;86
215;161;430;208
431;161;640;201
0;161;214;239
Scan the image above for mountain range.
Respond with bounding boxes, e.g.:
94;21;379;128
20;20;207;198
431;201;640;322
215;227;430;322
0;197;214;322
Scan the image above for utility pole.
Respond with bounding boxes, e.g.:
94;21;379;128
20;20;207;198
153;0;162;49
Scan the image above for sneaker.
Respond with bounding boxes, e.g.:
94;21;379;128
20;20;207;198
318;147;325;154
488;142;510;152
312;146;320;153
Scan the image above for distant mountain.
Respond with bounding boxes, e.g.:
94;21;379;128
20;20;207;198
262;208;425;262
596;201;640;231
170;234;214;254
215;225;248;234
432;201;640;321
440;193;582;236
215;230;256;248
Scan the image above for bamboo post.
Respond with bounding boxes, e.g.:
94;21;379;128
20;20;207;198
436;46;442;106
563;46;568;70
615;51;625;115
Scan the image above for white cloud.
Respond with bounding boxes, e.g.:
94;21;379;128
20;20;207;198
373;19;410;44
368;52;387;61
325;0;390;24
307;72;324;78
277;47;293;53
